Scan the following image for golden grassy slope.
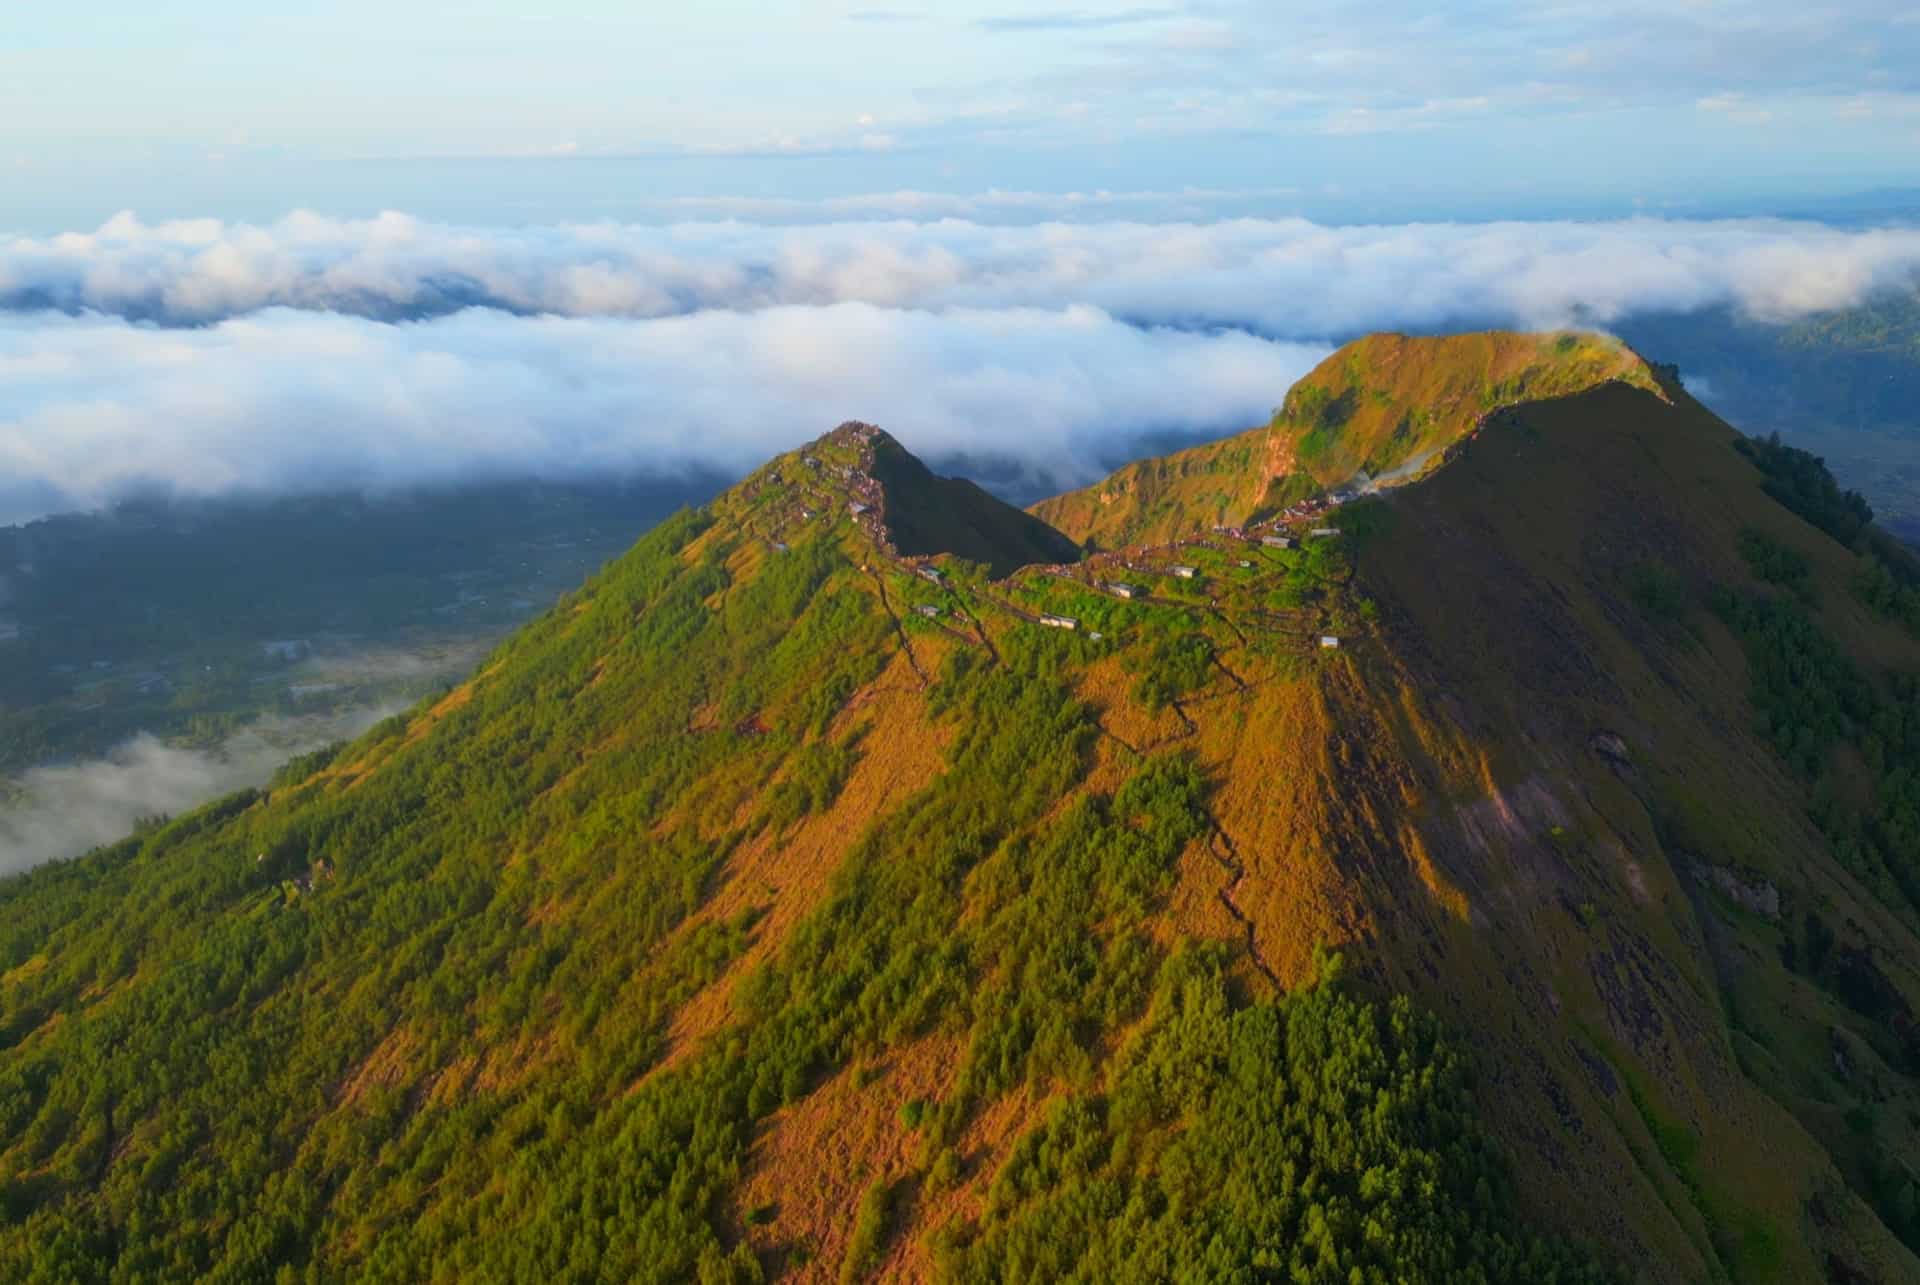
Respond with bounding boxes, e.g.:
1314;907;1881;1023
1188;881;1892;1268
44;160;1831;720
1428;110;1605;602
1031;329;1666;549
676;369;1920;1279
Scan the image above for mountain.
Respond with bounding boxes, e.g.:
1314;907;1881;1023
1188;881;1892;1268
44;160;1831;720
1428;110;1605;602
4;334;1920;1282
1031;330;1667;549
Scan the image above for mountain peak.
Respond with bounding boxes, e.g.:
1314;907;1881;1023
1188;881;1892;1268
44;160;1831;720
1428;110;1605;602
716;420;1078;579
1033;328;1670;549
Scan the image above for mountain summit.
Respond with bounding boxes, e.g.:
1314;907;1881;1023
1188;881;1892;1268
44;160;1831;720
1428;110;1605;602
731;421;1078;578
3;333;1918;1282
1033;329;1669;548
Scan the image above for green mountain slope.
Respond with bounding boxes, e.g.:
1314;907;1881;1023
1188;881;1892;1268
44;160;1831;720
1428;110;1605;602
1031;329;1667;549
3;334;1919;1283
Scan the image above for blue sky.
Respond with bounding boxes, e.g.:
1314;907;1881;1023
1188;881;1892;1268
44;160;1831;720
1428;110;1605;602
5;1;1919;229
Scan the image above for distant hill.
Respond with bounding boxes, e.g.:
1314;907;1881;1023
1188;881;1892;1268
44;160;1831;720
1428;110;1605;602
1031;329;1666;549
2;335;1919;1282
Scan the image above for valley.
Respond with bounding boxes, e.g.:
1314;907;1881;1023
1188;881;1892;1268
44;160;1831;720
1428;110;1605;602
0;479;716;871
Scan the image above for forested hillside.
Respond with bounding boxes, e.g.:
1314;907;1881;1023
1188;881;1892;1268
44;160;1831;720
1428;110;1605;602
3;340;1919;1282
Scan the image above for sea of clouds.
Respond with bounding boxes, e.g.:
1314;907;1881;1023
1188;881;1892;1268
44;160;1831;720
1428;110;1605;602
3;209;1919;523
10;209;1919;328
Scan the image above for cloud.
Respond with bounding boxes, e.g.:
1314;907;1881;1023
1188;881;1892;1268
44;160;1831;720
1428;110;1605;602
1031;1;1920;121
976;8;1180;33
0;706;394;875
1696;93;1774;125
6;210;1920;336
0;304;1327;524
6;208;1920;523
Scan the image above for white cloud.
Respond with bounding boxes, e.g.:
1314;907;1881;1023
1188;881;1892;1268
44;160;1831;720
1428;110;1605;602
0;304;1326;524
1697;92;1774;124
5;210;1918;334
5;206;1920;525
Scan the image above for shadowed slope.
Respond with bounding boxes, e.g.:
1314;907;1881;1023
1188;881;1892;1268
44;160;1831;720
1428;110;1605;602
865;429;1079;576
1280;379;1920;1281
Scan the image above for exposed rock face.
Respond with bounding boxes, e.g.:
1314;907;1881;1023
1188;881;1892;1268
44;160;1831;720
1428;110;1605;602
1698;863;1783;920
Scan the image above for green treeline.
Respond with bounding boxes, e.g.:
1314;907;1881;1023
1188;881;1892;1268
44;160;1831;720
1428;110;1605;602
941;951;1611;1284
1717;518;1920;1253
1719;568;1920;927
1736;433;1874;547
1732;432;1920;639
1129;632;1215;710
0;510;895;1280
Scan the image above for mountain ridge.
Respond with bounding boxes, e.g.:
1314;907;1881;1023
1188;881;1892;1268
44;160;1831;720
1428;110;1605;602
1031;329;1669;549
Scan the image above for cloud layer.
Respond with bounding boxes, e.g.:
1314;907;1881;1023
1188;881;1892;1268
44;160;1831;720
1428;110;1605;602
5;209;1920;525
7;210;1920;331
0;303;1324;523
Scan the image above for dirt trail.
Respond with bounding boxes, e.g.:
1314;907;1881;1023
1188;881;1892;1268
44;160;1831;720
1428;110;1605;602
949;595;1001;666
1205;821;1279;986
864;565;930;689
1093;716;1272;985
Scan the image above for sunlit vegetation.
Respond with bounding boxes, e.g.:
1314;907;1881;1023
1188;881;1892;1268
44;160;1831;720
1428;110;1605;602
1033;330;1663;550
939;951;1612;1284
0;507;905;1279
1129;632;1215;710
21;369;1920;1283
0;426;1607;1281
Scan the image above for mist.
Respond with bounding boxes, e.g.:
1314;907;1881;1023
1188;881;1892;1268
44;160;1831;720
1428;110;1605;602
0;705;396;876
0;304;1328;525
